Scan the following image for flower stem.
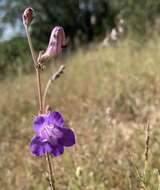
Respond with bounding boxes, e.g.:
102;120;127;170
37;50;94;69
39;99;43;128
24;24;56;190
46;153;56;190
43;65;65;108
24;25;37;68
36;68;43;113
24;25;43;112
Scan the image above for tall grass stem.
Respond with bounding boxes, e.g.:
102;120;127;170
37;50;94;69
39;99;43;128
144;122;150;174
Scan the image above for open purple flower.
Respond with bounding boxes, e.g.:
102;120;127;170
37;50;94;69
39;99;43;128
30;111;75;157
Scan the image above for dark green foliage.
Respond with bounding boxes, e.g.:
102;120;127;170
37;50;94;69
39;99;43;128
0;37;31;78
1;0;160;43
0;0;115;45
0;0;160;77
1;0;160;41
110;0;160;34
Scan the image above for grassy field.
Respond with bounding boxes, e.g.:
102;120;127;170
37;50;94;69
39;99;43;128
0;36;160;190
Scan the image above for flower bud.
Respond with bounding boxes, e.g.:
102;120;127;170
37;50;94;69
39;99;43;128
22;7;34;26
38;26;66;63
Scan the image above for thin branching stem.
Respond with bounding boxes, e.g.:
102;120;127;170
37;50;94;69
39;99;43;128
43;65;65;108
24;25;43;112
24;24;56;190
43;78;52;109
24;25;37;68
144;122;150;174
46;153;56;190
36;68;43;113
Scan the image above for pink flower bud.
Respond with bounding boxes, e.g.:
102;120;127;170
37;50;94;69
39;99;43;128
38;26;66;63
22;7;34;26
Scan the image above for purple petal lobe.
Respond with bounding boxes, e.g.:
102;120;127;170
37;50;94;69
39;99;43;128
58;127;75;147
51;144;64;157
29;135;52;156
47;111;64;127
32;115;45;134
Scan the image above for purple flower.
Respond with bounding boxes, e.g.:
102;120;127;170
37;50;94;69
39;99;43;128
29;111;75;157
38;26;66;63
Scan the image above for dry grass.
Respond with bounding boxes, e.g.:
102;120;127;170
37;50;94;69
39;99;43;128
0;36;160;190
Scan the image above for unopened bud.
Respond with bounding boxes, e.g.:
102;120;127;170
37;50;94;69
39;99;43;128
38;26;66;63
22;7;34;26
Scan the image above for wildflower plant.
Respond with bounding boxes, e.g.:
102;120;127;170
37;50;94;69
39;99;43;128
22;7;75;190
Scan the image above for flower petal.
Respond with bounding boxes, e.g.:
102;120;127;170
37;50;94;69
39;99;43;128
47;111;64;127
46;27;65;56
29;135;52;156
46;128;62;146
58;127;75;147
38;26;66;62
32;115;46;134
51;144;64;157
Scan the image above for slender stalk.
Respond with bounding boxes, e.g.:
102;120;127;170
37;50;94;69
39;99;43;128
158;170;160;190
24;24;56;190
36;68;43;113
46;153;56;190
24;25;43;112
43;65;65;108
24;25;37;68
144;122;150;175
43;77;52;109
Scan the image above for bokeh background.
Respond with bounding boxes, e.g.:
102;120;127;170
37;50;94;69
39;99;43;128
0;0;160;189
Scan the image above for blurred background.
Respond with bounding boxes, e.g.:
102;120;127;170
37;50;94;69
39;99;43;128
0;0;160;190
0;0;160;77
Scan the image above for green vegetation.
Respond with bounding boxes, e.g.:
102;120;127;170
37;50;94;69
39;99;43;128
0;0;160;79
0;1;160;189
0;37;31;78
0;36;160;189
1;0;160;44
